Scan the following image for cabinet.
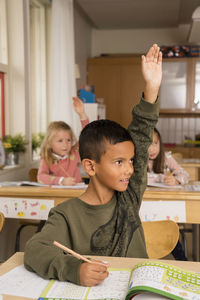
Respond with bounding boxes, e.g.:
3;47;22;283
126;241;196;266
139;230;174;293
87;56;200;126
163;146;200;158
160;58;200;113
88;56;145;128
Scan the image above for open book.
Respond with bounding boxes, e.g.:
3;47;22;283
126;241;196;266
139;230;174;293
38;261;200;300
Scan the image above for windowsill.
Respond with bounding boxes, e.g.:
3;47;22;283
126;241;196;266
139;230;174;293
0;164;25;174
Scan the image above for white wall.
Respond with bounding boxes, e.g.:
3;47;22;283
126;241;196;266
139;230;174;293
91;25;190;56
74;4;92;91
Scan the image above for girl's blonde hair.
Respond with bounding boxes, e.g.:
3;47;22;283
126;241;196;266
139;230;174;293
40;121;76;165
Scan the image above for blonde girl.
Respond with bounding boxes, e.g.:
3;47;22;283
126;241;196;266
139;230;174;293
37;97;89;185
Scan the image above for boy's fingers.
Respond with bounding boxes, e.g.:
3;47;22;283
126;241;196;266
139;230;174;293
145;45;154;62
158;51;162;64
154;46;160;62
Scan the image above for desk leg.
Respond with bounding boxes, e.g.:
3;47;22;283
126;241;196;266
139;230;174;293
192;224;200;261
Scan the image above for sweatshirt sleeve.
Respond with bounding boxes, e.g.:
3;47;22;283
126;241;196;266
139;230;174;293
127;94;159;208
24;207;82;284
37;158;63;185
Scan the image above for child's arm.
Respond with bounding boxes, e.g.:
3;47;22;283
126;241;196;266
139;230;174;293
127;45;162;205
37;158;76;185
141;44;162;104
24;206;108;286
163;154;190;185
73;97;89;128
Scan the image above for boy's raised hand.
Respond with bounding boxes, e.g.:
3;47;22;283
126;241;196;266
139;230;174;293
79;261;109;286
72;97;87;120
142;44;162;103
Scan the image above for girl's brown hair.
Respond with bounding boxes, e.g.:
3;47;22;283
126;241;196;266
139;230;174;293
40;121;76;165
150;127;165;174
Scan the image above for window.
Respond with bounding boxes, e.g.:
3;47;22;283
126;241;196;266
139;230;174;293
0;72;5;137
30;0;48;135
0;0;8;139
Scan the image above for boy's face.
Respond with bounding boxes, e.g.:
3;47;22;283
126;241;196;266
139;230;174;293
94;141;134;192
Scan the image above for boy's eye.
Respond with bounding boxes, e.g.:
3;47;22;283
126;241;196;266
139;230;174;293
66;139;71;143
129;158;134;164
115;160;122;165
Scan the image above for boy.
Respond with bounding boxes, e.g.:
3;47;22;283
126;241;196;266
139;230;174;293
24;44;162;287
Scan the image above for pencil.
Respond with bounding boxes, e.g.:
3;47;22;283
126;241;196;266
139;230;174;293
53;241;107;266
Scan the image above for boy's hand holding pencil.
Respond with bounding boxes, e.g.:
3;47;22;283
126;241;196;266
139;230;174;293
53;241;109;286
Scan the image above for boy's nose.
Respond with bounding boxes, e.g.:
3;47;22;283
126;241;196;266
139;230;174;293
125;163;134;175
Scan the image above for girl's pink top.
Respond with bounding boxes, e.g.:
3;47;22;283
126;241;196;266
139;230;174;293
37;119;89;185
147;151;190;185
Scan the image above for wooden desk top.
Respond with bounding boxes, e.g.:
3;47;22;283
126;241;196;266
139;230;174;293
1;185;200;201
1;252;200;300
1;252;200;276
0;186;85;197
144;187;200;201
0;185;200;201
0;186;86;206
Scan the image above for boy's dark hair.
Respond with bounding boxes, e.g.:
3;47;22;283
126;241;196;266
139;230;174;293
79;119;133;162
151;127;165;173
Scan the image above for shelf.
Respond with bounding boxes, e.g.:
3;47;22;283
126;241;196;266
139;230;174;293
159;110;200;118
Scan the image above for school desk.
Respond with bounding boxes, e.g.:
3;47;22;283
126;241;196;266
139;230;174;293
0;185;200;260
0;185;200;223
1;252;200;300
179;158;200;181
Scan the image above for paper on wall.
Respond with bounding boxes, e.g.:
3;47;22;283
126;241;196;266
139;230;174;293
140;201;186;223
0;197;54;220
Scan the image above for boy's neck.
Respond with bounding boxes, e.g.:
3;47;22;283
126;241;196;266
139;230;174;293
80;179;114;205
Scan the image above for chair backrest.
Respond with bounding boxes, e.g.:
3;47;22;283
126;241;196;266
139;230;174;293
142;220;179;259
29;168;38;182
0;212;5;232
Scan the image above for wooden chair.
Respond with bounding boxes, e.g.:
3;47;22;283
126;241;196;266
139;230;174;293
28;168;38;182
142;220;179;259
0;212;5;232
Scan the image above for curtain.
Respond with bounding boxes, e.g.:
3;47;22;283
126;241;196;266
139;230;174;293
49;0;79;137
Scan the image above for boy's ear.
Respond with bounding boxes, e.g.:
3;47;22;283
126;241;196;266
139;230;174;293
81;159;96;176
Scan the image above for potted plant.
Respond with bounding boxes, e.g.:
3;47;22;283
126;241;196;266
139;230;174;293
2;134;27;165
32;132;45;158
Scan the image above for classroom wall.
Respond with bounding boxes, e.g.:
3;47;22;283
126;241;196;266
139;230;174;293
74;4;92;91
91;25;190;56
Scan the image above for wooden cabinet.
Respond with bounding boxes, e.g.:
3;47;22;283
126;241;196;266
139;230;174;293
88;56;200;126
160;58;200;114
163;146;200;158
88;56;144;128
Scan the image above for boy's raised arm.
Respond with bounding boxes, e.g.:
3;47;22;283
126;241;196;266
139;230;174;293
141;44;162;104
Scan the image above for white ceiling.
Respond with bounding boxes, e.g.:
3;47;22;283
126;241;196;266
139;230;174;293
75;0;200;29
